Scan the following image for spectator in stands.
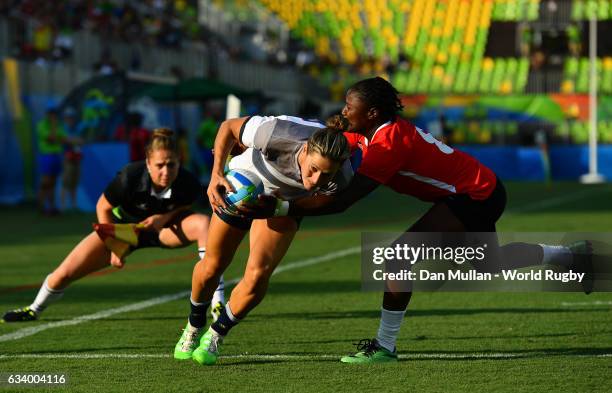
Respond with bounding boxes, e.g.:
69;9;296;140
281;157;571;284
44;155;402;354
60;107;83;212
32;15;55;64
197;107;222;178
114;112;150;162
37;105;67;215
52;26;74;61
530;49;546;71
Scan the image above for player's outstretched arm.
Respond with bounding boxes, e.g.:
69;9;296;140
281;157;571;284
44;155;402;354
239;173;380;218
288;173;380;216
139;205;190;232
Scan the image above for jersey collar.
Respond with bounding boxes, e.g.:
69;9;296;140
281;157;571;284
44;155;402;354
364;121;391;146
151;187;172;199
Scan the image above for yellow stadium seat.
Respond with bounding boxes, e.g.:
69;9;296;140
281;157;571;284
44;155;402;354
500;80;513;94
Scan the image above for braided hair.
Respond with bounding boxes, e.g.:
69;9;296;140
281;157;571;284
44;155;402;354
348;77;403;121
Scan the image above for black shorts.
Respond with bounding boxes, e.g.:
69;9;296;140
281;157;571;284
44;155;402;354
215;210;303;231
442;177;507;232
112;210;195;249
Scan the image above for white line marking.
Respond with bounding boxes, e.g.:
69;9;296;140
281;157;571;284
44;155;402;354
0;352;610;360
0;247;361;343
560;301;612;307
0;188;605;343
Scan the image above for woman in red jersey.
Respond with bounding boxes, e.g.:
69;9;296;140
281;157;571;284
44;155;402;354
240;77;592;363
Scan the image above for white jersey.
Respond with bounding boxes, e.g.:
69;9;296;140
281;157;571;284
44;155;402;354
228;115;353;201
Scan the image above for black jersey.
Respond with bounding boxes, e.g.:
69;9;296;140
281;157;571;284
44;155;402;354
104;161;201;222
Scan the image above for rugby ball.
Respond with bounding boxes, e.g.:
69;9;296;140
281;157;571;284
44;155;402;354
223;169;264;215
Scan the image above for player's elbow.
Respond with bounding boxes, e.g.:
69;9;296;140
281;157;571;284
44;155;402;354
96;194;114;220
220;119;240;141
95;195;107;211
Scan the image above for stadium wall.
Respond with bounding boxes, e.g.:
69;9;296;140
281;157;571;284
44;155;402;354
75;143;129;211
0;96;25;204
461;145;612;181
3;92;612;209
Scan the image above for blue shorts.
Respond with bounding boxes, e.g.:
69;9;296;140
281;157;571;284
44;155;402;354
38;153;62;177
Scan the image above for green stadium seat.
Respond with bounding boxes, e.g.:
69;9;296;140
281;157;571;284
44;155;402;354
586;0;598;19
566;57;579;76
506;1;518;20
516;58;529;91
572;0;585;20
527;0;540;20
556;121;570;140
406;71;419;93
571;121;589;143
260;0;540;94
492;58;506;93
598;0;609;19
604;121;612;143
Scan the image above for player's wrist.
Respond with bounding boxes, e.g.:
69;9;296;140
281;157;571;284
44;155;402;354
273;200;289;217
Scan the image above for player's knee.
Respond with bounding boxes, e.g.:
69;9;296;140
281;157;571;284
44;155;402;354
243;265;271;293
199;257;224;280
49;269;72;289
182;214;209;242
190;213;209;231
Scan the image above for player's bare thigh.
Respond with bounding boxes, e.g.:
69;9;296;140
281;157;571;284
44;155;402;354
48;232;111;289
245;217;298;280
158;212;210;248
202;213;246;268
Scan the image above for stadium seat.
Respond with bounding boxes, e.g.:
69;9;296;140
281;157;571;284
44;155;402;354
259;0;540;93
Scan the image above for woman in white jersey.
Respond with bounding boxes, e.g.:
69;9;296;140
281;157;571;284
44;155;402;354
174;115;353;365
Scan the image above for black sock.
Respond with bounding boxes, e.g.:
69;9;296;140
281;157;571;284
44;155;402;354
188;299;210;329
211;304;240;336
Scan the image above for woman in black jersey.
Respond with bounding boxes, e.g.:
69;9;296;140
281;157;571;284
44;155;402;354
2;129;216;323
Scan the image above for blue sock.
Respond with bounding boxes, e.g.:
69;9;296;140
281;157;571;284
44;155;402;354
211;303;240;336
188;298;210;328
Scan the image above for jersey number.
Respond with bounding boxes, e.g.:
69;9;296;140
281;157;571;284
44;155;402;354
416;127;454;154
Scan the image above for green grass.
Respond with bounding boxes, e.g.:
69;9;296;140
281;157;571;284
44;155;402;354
1;182;611;393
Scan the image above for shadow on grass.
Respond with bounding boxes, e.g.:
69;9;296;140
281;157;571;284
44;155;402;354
399;347;612;361
251;306;611;321
268;280;361;294
216;346;612;366
410;331;612;341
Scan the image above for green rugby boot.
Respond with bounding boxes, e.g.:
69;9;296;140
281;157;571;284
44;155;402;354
1;307;38;323
568;240;594;294
192;328;223;365
340;339;398;364
174;322;203;360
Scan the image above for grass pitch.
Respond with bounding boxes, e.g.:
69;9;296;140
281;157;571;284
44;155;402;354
1;182;611;393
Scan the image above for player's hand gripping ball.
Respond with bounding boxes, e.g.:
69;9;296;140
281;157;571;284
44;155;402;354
222;169;264;216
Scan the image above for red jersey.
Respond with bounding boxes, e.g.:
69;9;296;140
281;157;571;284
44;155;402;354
345;118;496;202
